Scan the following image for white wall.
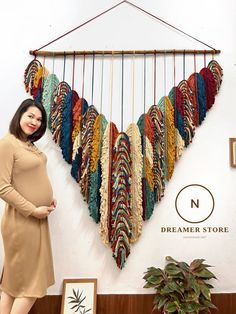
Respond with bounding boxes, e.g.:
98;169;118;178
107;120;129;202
0;0;236;295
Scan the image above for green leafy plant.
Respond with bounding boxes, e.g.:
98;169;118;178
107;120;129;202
143;256;217;314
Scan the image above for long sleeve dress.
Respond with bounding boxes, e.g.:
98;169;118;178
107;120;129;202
0;133;55;298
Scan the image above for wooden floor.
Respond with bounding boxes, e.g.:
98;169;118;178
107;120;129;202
29;293;236;314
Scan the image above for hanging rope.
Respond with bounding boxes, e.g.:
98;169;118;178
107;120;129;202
109;53;114;122
121;52;124;131
131;52;135;122
100;53;104;114
31;1;220;56
143;53;146;113
183;50;186;80
154;51;157;106
91;52;95;106
63;52;66;81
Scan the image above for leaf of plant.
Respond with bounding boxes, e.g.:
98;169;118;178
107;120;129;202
147;275;164;285
189;277;200;297
177;262;189;272
78;296;86;305
199;283;211;300
190;259;205;270
165;263;182;276
73;288;77;298
201;298;217;309
164;301;178;313
147;267;163;276
166;256;178;264
143;282;156;289
194;268;216;279
181;301;201;312
68;300;80;304
157;297;168;310
70;303;80;310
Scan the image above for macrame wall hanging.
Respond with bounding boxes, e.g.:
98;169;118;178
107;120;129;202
24;0;223;269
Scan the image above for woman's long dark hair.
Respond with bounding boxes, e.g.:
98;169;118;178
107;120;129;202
9;98;47;142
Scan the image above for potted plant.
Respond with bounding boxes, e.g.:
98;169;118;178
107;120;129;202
143;256;217;314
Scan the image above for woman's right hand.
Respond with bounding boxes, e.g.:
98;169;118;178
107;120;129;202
31;206;55;219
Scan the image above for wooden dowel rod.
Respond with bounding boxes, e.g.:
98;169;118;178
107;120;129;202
30;49;221;57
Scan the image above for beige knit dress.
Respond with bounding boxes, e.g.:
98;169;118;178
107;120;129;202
0;133;55;298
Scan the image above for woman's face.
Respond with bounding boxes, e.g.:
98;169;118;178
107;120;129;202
20;106;42;139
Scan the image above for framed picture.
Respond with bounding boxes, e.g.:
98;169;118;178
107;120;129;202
61;278;97;314
229;138;236;167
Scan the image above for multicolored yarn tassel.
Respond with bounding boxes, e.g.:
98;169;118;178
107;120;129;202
72;98;88;144
147;105;165;202
207;60;223;93
60;90;79;163
168;87;185;160
110;132;132;269
158;97;175;181
88;114;108;223
168;87;185;140
188;73;207;126
51;81;71;144
99;122;119;245
24;59;42;94
71;98;88;182
199;67;216;110
126;123;143;242
178;80;195;147
80;105;99;203
137;114;155;220
41;74;60;128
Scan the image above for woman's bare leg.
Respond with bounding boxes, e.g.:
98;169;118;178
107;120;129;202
0;291;14;314
10;297;36;314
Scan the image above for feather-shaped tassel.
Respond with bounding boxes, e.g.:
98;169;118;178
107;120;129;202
71;133;82;182
80;105;99;203
168;87;185;140
199;67;216;110
168;87;185;159
178;80;195;147
34;66;49;88
99;122;119;245
51;81;71;144
41;74;60;128
30;66;49;102
188;73;207;126
137;114;155;220
175;129;185;161
207;60;223;94
158;96;175;181
110;132;132;269
24;59;42;94
187;73;199;127
72;98;88;144
147;105;165;202
70;98;89;183
126;123;143;242
88;114;108;223
60;90;79;163
197;73;207;124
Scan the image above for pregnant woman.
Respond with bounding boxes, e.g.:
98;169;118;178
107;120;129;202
0;98;56;314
